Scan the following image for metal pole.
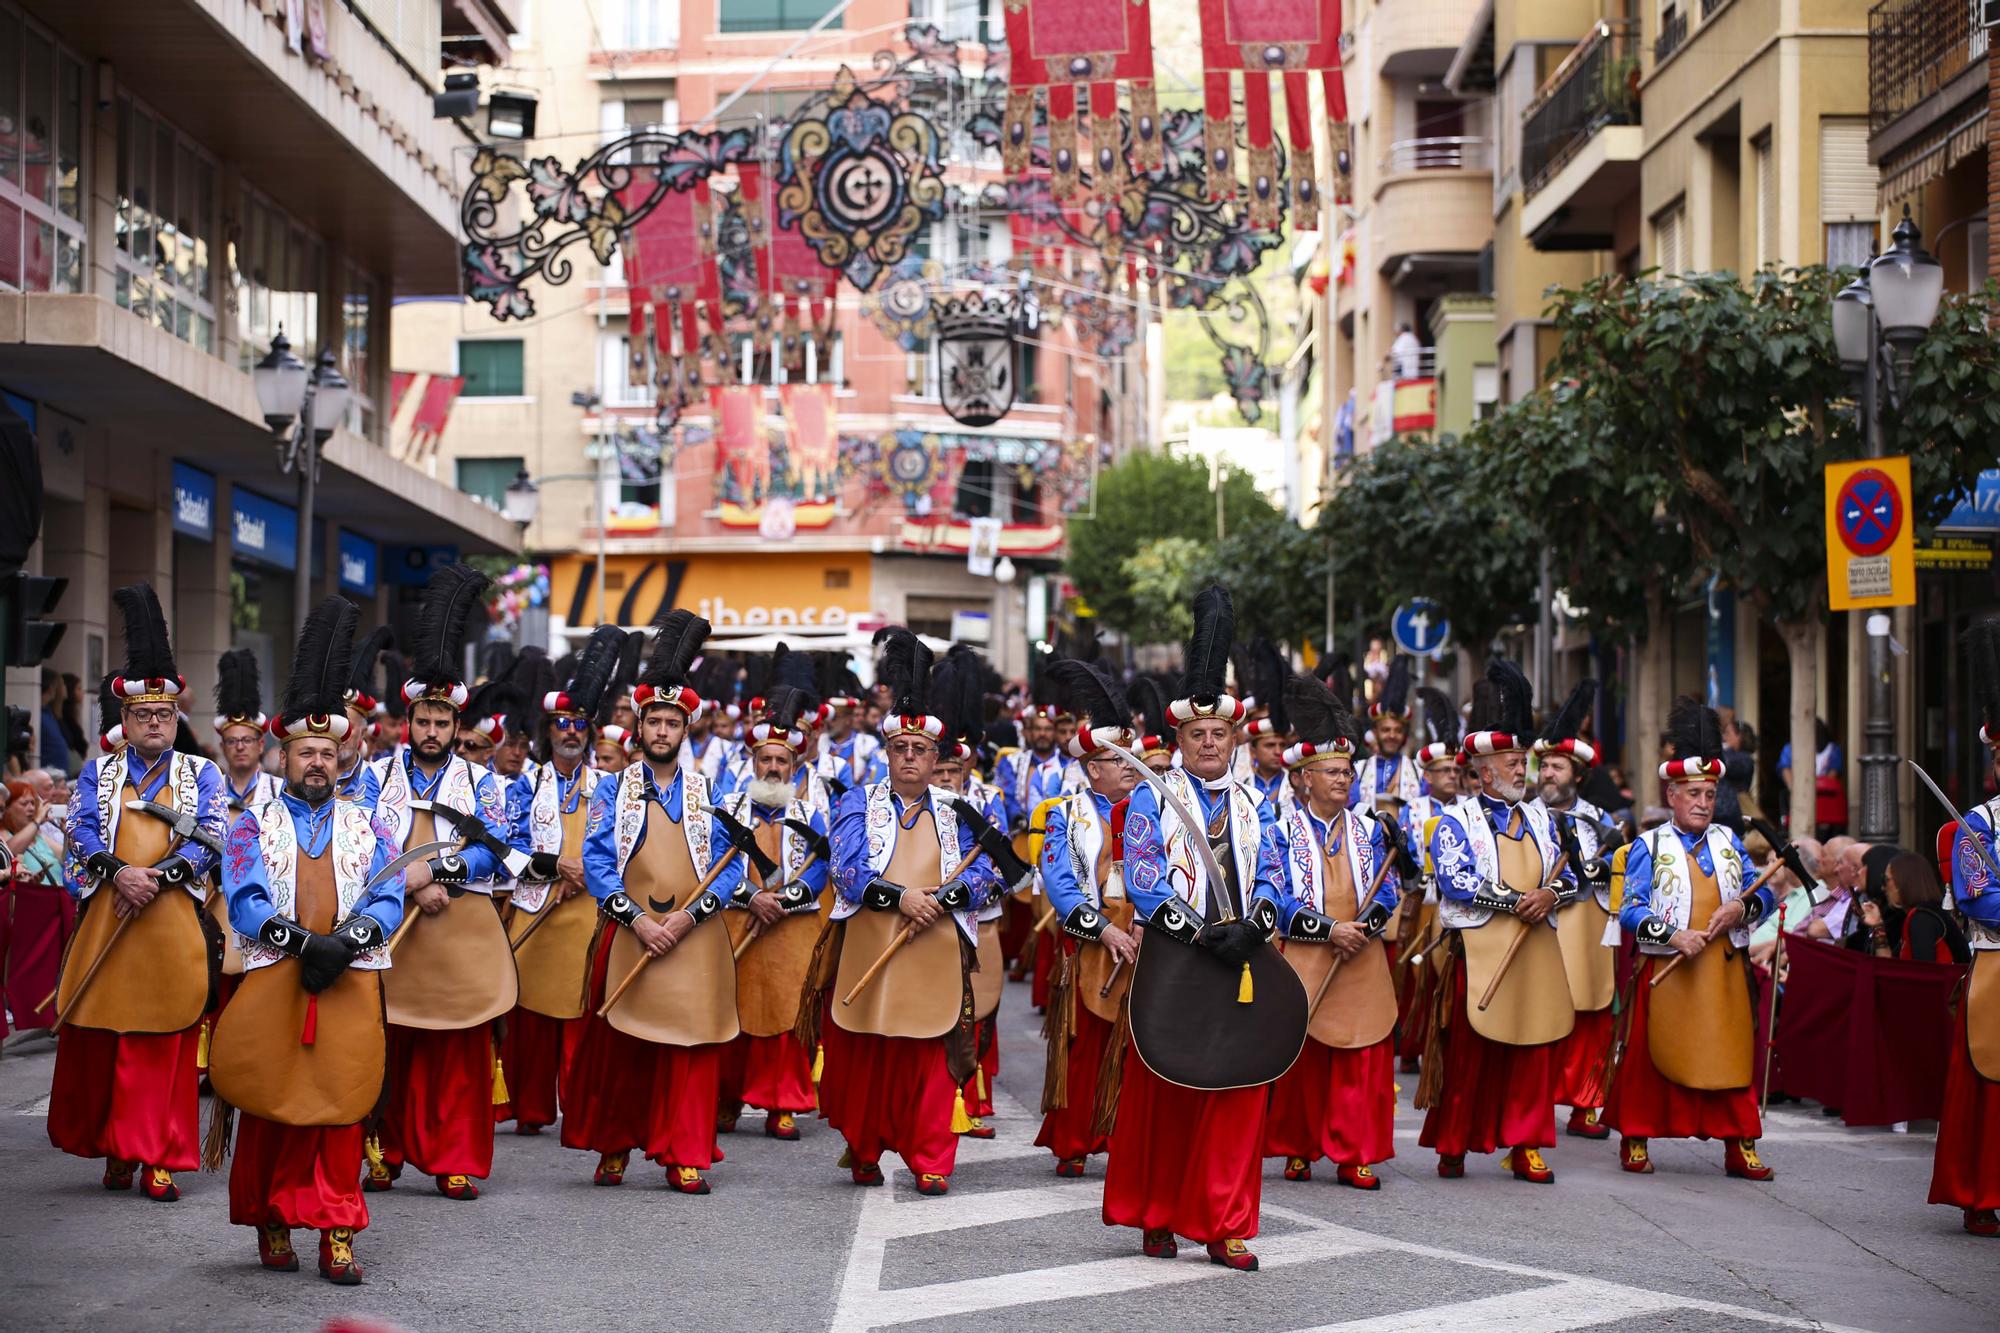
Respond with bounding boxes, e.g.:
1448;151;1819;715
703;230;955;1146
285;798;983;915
1535;547;1554;705
292;382;318;639
1857;316;1897;843
594;423;609;627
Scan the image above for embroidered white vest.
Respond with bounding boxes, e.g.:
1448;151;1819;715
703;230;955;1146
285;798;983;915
1634;823;1748;955
833;782;973;941
89;749;209;901
817;732;880;785
370;750;501;895
1357;752;1422;807
721;790;814;893
1436;796;1560;930
1156;767;1262;922
1282;806;1375;915
510;763;603;913
608;766;714;886
239;800;388;972
1059;791;1115;908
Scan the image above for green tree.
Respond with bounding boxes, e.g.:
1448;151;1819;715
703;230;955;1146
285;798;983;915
1122;536;1204;646
1189;516;1330;651
1065;450;1276;635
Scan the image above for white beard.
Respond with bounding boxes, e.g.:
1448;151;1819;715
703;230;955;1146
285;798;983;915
748;778;794;809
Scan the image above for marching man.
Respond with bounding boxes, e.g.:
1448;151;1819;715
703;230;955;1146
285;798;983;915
1603;696;1776;1181
816;688;885;792
52;585;226;1203
1036;659;1140;1177
819;629;999;1196
717;681;830;1143
1264;672;1401;1191
1394;688;1461;1073
934;646;1008;1138
1357;657;1423;811
367;564;516;1201
213;650;281;812
1533;680;1619;1142
499;626;627;1136
564;609;746;1193
1420;659;1576;1184
213;597;405;1284
1933;618;2000;1237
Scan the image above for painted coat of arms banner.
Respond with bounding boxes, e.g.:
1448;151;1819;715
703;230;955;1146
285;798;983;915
1002;0;1160;199
1197;0;1351;227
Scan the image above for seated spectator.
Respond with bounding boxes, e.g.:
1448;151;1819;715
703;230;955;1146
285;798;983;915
4;780;61;885
1750;835;1823;957
1806;838;1862;943
1858;852;1970;965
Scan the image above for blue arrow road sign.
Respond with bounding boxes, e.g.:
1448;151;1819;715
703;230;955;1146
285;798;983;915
1392;600;1450;656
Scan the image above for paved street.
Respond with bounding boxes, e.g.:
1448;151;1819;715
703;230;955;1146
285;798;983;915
0;979;1990;1333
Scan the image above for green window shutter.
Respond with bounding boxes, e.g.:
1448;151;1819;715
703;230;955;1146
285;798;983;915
719;0;842;33
458;339;524;397
457;456;525;507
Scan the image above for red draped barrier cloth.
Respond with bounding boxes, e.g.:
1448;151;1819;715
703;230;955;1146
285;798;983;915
1774;934;1965;1126
3;879;76;1035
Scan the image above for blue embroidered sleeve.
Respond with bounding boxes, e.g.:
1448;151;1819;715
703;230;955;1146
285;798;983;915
358;816;407;936
456;770;510;882
1366;817;1401;914
223;810;276;938
1119;784;1172;917
505;773;534;852
1428;812;1485;905
954;807;1000;908
1617;836;1662;936
996;754;1024;829
1040;804;1086;920
798;808;831;901
183;762;227;882
582;777;623;904
62;757;104;896
702;806;746;902
863;751;888;786
1249;810;1286;917
831;783;872;904
1956;810;2000;926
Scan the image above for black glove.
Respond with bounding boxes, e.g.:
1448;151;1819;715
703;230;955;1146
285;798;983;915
1197;919;1264;966
528;851;561;881
299;931;357;994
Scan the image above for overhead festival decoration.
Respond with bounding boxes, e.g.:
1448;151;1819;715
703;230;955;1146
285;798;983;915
935;292;1019;428
457;18;1329;423
1197;0;1351;228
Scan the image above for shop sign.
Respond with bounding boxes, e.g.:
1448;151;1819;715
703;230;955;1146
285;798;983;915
337;530;377;596
171;462;215;541
232;489;298;571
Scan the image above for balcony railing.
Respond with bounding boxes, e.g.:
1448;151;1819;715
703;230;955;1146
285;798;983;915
1655;6;1688;62
1381;346;1438;380
1522;20;1642;200
1869;0;1992;130
1379;137;1493;174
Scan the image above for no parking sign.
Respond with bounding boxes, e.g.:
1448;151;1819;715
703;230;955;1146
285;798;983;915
1824;456;1914;611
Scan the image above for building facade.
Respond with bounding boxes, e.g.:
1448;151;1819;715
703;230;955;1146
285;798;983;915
391;0;1132;680
1;0;523;761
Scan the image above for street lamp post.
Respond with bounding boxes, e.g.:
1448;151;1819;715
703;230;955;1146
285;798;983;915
254;331;350;637
1830;205;1944;846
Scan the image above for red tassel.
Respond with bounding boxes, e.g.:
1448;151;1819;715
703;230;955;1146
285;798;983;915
300;994;318;1046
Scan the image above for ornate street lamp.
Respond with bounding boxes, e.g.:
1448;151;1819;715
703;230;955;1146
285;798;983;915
260;335;355;636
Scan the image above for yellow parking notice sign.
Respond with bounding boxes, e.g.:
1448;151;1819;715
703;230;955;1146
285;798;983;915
1825;456;1915;611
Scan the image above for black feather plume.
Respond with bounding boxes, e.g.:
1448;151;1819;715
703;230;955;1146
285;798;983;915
611;631;644;696
1417;687;1460;750
1664;693;1723;763
1317;652;1354;713
504;647;557;734
1048;658;1129;732
942;645;986;744
348;626;393;701
772;642;818;698
1182;583;1235;703
640;608;710;689
1130;676;1169;739
96;673;119;738
1285;671;1359;750
113;583;177;681
408;563;489;688
565;626;627;720
1251;640;1286;733
280;596;357;723
1966;616;2000;736
742;651;773;703
1378;655;1411;716
1469;657;1534;738
380;651;409;719
1539;678;1597;746
214;649;264;722
872;626;933;717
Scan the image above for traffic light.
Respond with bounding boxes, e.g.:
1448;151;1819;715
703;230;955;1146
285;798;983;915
4;705;31;760
1;570;67;667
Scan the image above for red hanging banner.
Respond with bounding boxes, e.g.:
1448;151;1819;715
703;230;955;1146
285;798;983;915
1196;0;1350;228
738;161;838;368
621;180;722;404
1001;0;1159;201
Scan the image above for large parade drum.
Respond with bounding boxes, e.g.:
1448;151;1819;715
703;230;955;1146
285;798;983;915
1128;905;1307;1091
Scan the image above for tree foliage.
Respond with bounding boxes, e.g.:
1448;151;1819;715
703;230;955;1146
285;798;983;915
1122;536;1203;647
1065;450;1276;632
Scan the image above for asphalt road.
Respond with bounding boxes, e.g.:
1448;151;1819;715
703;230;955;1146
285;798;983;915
0;980;1992;1333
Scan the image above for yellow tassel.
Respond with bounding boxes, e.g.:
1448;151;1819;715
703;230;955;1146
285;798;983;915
492;1053;510;1106
811;1042;824;1083
1238;961;1254;1004
950;1088;974;1135
196;1018;211;1071
363;1134;385;1173
976;1064;987;1101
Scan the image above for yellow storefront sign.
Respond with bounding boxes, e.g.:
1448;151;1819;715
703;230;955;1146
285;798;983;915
551;551;873;629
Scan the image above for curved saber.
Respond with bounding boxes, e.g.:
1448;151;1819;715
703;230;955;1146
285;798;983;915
1097;741;1234;922
1905;758;2000;887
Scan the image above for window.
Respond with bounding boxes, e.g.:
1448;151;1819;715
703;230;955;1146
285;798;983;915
0;10;85;293
342;266;378;439
1819;118;1876;269
917;0;996;43
116;96;218;348
602;0;680;48
1753;134;1775;268
232;190;324;372
598;331;654;406
719;0;844;34
456;456;526;509
1652;200;1685;276
458;339;526;397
